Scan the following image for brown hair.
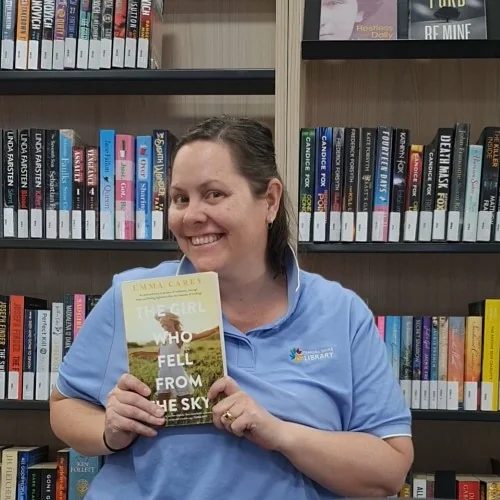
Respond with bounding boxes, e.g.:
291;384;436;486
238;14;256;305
170;115;291;278
155;312;183;334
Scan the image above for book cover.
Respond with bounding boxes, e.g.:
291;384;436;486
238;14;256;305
409;0;487;40
121;271;227;426
319;0;398;40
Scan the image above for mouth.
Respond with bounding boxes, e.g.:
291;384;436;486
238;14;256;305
189;234;224;247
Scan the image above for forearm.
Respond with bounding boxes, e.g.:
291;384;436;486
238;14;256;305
276;422;409;498
50;397;111;457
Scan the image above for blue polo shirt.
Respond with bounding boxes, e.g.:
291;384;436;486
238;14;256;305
55;246;411;500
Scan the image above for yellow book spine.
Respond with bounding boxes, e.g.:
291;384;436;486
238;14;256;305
481;300;500;411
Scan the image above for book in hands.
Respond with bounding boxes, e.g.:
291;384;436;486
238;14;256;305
121;271;227;427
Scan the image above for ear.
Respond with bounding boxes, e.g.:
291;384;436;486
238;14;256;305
265;178;283;224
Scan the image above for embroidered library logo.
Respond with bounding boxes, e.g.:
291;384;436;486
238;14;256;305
289;347;303;363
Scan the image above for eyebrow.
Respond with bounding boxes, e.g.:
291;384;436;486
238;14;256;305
170;180;225;193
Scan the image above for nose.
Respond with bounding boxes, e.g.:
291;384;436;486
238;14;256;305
182;200;208;226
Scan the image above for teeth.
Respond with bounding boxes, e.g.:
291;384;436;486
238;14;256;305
191;234;222;246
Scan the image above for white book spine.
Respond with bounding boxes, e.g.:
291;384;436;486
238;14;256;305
35;310;51;400
49;303;64;394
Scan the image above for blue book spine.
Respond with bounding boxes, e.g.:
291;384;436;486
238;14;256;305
421;316;432;409
17;447;48;500
59;129;73;238
391;316;401;383
313;126;332;242
430;316;440;409
412;317;423;409
384;316;394;371
400;316;414;408
68;450;103;500
135;135;152;240
99;129;115;240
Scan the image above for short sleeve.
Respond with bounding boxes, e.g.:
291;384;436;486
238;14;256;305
346;297;412;439
55;278;119;407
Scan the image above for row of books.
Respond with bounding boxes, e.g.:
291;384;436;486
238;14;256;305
399;468;500;499
298;123;500;245
375;300;500;413
0;293;101;401
0;445;103;499
0;0;157;70
0;128;177;241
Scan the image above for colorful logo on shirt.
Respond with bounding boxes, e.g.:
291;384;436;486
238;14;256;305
289;346;335;363
289;347;303;363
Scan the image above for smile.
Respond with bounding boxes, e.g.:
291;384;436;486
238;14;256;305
190;234;223;246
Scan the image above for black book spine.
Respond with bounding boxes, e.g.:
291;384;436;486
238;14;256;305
28;0;43;69
41;467;57;499
63;293;73;357
72;145;85;239
388;128;410;242
44;129;59;239
298;128;315;242
432;128;455;241
342;127;359;242
329;127;344;242
22;309;36;399
30;128;44;238
3;130;18;238
85;146;98;239
356;127;376;242
418;140;437;242
18;129;30;239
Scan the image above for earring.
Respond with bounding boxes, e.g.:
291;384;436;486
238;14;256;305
267;220;273;230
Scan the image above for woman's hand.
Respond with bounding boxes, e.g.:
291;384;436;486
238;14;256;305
208;376;286;451
104;374;166;451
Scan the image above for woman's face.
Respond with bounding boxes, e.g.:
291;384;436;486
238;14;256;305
319;0;363;40
168;140;273;280
160;316;177;334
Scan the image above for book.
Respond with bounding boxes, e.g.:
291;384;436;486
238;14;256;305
121;271;227;427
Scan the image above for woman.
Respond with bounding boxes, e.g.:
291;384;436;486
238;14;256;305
50;115;413;499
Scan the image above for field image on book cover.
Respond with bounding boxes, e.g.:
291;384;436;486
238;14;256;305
318;0;398;40
121;272;227;427
409;0;487;40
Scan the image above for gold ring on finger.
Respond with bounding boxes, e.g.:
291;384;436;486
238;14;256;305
222;410;235;423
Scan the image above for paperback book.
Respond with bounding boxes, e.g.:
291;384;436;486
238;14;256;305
121;271;227;427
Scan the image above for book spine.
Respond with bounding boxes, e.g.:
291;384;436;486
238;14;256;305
313;126;331;242
22;309;35;400
463;315;482;411
341;127;359;243
298;128;315;242
52;0;67;70
42;467;57;498
76;0;90;69
447;123;470;241
136;0;150;68
355;127;376;242
73;293;85;337
1;0;17;69
328;127;344;242
27;0;42;69
99;0;113;68
124;0;138;67
429;316;439;409
35;309;51;400
463;145;483;242
7;296;24;400
411;317;422;409
29;128;44;238
115;134;135;240
63;0;80;68
420;316;431;410
49;302;63;393
403;144;423;242
388;129;410;242
40;0;55;69
99;129;115;239
481;300;500;411
15;0;31;69
400;315;413;409
3;130;18;238
88;0;101;68
135;135;152;240
0;296;8;399
18;129;30;239
56;450;69;500
111;0;126;67
71;145;85;240
437;316;449;410
59;129;73;239
418;142;437;242
432;128;454;241
85;146;98;239
151;129;167;240
371;126;393;242
63;294;73;357
44;129;59;239
447;316;465;410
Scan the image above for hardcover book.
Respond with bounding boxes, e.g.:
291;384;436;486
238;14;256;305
121;271;227;427
409;0;487;40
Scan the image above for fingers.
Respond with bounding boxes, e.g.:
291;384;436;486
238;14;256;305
114;390;165;419
117;373;151;397
112;399;165;428
207;376;240;401
108;413;159;438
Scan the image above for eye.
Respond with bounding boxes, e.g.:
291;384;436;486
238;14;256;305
207;191;223;200
172;194;189;205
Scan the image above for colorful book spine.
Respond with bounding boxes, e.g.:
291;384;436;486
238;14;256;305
76;0;90;69
447;316;465;410
464;316;482;411
15;0;31;69
420;316;431;409
437;316;449;410
298;128;315;242
136;0;151;68
59;129;74;239
71;145;85;240
99;0;113;67
85;146;99;239
73;294;85;338
481;300;500;411
112;0;126;67
88;0;101;69
52;0;67;69
404;144;423;242
49;302;64;394
63;0;80;68
341;127;359;242
44;129;59;239
99;129;115;240
462;145;483;242
3;130;18;238
124;0;138;67
135;135;152;240
329;127;344;242
18;129;29;239
313;127;331;242
151;129;167;240
429;316;439;409
411;317;422;409
0;296;8;399
68;450;102;500
1;0;17;69
400;316;413;409
356;127;376;242
115;134;135;240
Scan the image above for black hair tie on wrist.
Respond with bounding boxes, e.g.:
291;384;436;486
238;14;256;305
102;431;137;453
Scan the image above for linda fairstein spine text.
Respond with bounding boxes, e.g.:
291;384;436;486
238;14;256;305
121;272;227;426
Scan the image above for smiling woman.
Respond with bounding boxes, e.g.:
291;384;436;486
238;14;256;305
49;115;413;500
